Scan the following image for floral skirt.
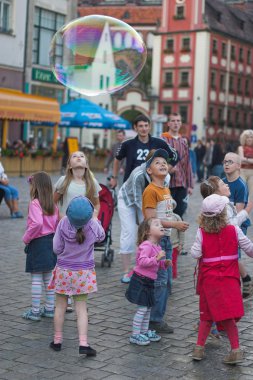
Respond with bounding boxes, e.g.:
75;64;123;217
48;266;97;296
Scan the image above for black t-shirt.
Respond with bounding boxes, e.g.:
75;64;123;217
116;135;178;182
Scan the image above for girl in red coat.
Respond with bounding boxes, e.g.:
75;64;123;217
191;194;253;365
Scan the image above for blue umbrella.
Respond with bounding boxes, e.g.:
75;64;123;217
60;98;131;130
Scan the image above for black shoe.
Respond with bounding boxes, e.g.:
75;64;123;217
79;345;97;356
181;251;188;256
50;341;61;351
149;321;174;333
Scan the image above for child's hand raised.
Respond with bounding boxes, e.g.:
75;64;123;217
156;250;166;261
164;259;172;268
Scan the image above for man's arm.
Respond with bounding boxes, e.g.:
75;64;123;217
110;158;121;188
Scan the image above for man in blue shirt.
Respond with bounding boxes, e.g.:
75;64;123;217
223;152;252;298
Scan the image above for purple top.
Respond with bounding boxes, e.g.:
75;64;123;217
53;216;105;270
134;240;167;280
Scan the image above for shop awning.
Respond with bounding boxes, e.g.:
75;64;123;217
0;88;60;123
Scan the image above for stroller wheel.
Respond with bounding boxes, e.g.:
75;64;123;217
109;249;114;263
101;253;105;267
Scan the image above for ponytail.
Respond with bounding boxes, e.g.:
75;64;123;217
76;228;85;244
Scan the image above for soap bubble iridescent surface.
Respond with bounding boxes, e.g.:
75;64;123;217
50;15;147;96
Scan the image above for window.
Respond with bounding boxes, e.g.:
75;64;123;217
33;7;65;66
231;45;236;60
239;47;244;62
212;40;218;55
227;109;233;127
229;75;234;92
181;37;190;51
247;50;251;65
211;71;216;89
163;105;172;116
220;74;225;91
209;107;215;124
175;5;185;19
179;105;188;123
237;77;242;94
245;78;250;95
222;42;227;58
235;111;240;125
218;108;224;125
164;72;173;87
165;39;174;53
100;75;104;90
0;0;12;33
180;71;189;87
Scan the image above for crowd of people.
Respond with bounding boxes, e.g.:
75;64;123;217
1;113;253;366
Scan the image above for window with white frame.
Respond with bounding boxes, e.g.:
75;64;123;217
0;0;12;33
33;7;65;66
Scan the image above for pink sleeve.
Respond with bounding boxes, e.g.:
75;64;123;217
137;242;158;268
23;200;43;244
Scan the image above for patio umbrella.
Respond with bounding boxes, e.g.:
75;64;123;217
60;98;131;130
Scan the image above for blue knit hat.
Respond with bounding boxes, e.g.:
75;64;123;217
66;196;94;229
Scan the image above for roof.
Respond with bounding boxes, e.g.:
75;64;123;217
205;0;253;44
0;88;60;122
78;5;161;26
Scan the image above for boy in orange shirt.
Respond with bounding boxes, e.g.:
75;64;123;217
143;149;189;333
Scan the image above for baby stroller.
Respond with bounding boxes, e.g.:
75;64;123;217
95;183;115;267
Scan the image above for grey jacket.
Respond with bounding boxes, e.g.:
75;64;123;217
120;163;170;210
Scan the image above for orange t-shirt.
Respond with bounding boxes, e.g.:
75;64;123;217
142;183;173;236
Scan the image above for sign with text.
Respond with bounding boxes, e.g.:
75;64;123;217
32;68;59;84
67;137;79;155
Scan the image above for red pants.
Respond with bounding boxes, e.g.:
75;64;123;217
172;247;179;279
197;319;239;349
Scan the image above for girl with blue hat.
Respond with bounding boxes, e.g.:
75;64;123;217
48;195;105;356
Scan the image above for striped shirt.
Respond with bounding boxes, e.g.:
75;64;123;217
161;133;193;189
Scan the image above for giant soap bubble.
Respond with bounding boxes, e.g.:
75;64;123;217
50;15;147;96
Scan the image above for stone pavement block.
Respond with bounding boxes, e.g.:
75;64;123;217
102;376;133;380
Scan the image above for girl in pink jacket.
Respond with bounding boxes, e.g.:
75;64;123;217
125;218;172;346
22;172;59;321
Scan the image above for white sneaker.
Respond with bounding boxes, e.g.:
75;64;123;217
143;330;161;342
129;334;150;346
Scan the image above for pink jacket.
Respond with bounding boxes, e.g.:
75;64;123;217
23;199;59;244
134;240;167;280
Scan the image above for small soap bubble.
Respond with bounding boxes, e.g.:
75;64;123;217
50;15;147;96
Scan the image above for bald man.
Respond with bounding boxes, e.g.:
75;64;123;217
223;152;252;298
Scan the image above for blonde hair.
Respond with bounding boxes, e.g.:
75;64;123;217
240;130;253;146
199;208;227;233
57;152;97;205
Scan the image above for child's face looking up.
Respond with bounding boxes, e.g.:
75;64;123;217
216;180;231;197
149;218;164;240
147;157;169;177
70;151;87;169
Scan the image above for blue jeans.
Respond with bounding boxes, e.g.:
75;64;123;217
0;184;19;201
150;236;172;323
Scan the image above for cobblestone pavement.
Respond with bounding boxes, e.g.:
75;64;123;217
1;173;253;380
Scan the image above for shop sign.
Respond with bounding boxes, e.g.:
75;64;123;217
32;68;59;84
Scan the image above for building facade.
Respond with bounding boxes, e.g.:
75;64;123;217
153;0;253;142
23;0;77;146
0;0;28;142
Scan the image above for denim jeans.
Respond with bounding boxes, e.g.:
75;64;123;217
150;236;172;323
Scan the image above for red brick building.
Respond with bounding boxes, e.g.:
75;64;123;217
78;0;253;142
153;0;253;141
